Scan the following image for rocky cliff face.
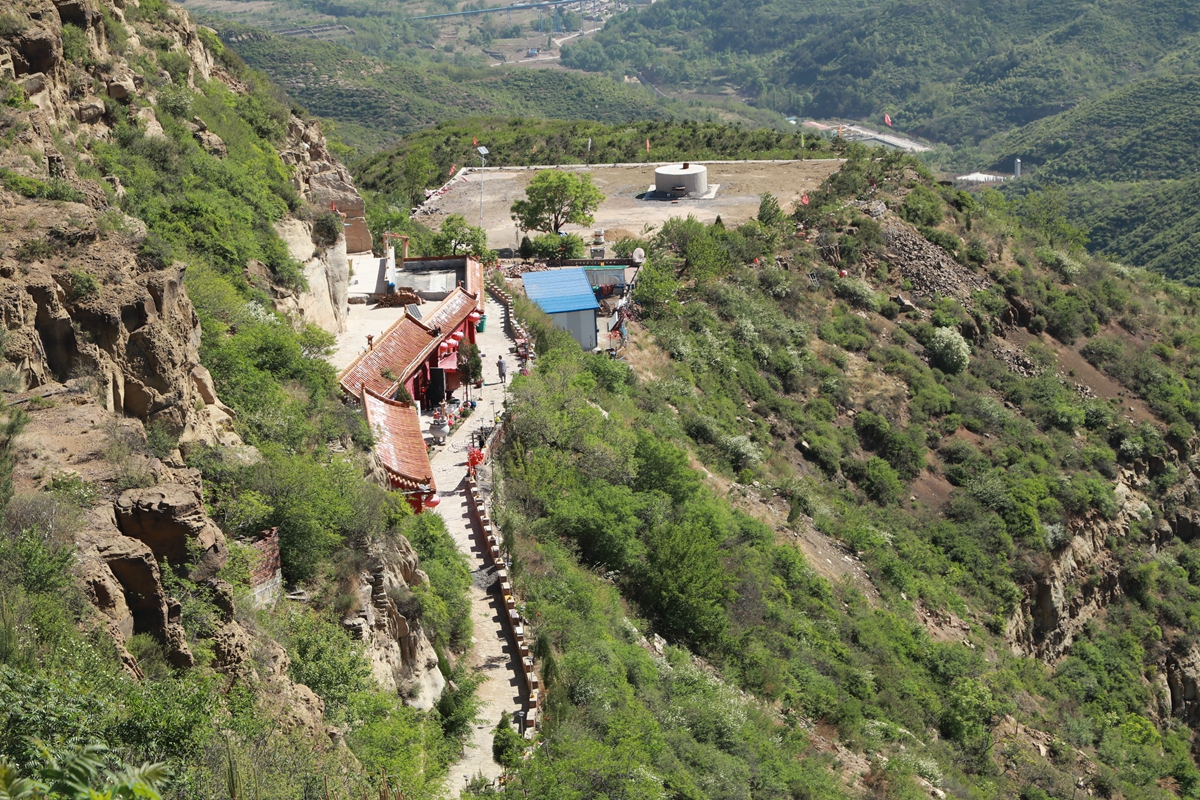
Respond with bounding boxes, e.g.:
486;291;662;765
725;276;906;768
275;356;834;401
343;536;446;710
0;215;240;446
0;0;439;722
264;115;374;336
1006;472;1155;662
1003;462;1200;731
0;0;367;351
0;0;240;446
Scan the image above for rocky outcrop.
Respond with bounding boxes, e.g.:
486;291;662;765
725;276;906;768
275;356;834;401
342;537;445;710
281;117;372;254
883;225;991;303
114;484;228;579
1007;478;1154;661
0;236;240;447
0;0;213;127
185;116;227;157
76;507;194;670
273;217;350;334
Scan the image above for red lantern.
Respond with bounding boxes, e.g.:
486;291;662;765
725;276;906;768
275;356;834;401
468;311;482;323
438;341;450;354
452;331;465;341
424;493;442;508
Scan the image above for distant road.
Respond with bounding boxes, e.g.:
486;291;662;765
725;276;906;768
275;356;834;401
803;120;932;153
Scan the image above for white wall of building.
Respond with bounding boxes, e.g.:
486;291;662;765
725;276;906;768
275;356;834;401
551;309;598;350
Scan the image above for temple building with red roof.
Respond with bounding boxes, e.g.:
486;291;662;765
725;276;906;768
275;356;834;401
338;286;483;408
361;387;436;509
339;284;486;512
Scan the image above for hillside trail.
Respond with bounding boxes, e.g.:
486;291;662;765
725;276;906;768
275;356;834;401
427;302;525;797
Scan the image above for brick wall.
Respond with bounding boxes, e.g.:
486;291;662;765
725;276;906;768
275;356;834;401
248;527;281;586
247;527;282;608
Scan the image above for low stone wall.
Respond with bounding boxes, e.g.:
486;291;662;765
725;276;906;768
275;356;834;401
485;281;529;346
465;472;539;735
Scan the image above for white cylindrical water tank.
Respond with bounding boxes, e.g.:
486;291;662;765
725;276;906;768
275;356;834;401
655;163;708;196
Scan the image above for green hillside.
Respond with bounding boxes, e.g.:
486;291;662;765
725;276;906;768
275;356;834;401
563;0;1200;143
214;27;788;156
967;72;1200;282
215;29;664;152
476;148;1200;799
1067;177;1200;284
986;75;1200;183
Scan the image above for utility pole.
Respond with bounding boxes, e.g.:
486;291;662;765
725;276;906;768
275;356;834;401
477;145;489;229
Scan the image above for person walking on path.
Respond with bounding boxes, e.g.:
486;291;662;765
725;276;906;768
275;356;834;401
497;355;507;385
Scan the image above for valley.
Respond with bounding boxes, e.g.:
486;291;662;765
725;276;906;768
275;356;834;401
3;0;1200;799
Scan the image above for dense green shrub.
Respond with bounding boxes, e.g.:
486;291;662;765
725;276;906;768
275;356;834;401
926;327;970;374
832;277;880;311
312;213;343;247
68;270;100;301
529;231;584;260
900;185;943;227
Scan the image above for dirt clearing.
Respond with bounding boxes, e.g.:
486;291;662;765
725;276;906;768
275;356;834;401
422;160;842;250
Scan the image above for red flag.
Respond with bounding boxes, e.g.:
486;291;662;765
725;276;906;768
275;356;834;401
473;137;478;146
801;193;809;205
646;138;650;154
449;163;457;176
884;113;893;127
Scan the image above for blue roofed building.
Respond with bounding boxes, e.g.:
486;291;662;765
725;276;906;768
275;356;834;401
522;268;601;350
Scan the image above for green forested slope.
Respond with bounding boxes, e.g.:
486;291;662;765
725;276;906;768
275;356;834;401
986;75;1200;182
473;149;1200;799
976;72;1200;282
216;30;670;152
563;0;1200;143
214;27;787;155
1068;177;1200;284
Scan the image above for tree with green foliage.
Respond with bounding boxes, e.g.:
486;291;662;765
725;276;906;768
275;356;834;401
529;232;584;260
429;214;491;260
757;192;785;228
457;342;483;400
491;711;523;773
399;147;439;209
1019;185;1089;250
0;744;168;800
510;171;604;234
900;184;944;227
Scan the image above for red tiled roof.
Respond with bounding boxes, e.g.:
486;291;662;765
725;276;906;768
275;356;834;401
361;387;435;492
422;286;478;336
338;287;479;398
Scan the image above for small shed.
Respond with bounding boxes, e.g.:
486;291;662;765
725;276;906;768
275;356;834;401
523;268;600;350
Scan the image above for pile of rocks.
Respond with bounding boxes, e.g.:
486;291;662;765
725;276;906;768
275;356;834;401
502;262;553;279
184;116;226;158
849;199;887;219
1065;378;1098;400
884;225;991;302
991;342;1043;377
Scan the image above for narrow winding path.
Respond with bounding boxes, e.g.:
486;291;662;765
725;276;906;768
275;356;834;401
427;304;525;797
